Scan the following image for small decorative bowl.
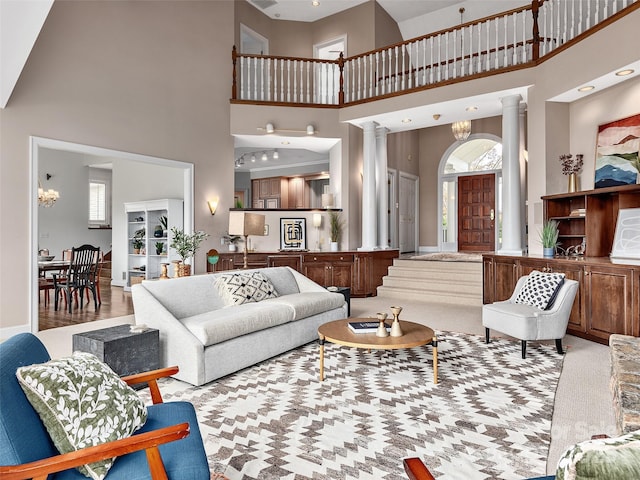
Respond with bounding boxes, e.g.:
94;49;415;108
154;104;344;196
38;255;55;262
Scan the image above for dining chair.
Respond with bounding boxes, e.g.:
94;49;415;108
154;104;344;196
53;244;101;313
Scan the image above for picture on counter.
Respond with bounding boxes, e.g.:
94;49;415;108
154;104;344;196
594;113;640;188
280;218;307;250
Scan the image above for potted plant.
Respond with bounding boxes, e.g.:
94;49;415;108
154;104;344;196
222;232;242;252
155;241;164;255
328;211;344;252
539;220;559;258
170;227;209;276
158;215;168;236
132;227;145;254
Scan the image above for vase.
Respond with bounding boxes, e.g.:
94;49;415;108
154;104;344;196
568;173;578;193
330;241;338;252
229;244;237;252
543;247;555;258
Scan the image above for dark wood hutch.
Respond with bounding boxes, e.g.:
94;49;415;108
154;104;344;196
207;249;399;298
483;184;640;344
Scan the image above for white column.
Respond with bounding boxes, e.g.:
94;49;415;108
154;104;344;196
360;121;377;251
519;103;528;252
376;126;389;249
498;94;523;255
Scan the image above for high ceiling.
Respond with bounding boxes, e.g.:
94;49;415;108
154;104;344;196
248;0;466;24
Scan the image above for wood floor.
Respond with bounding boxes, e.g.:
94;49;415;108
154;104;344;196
38;279;134;331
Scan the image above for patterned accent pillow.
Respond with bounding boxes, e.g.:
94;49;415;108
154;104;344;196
215;271;279;306
16;352;147;480
556;430;640;479
514;270;565;310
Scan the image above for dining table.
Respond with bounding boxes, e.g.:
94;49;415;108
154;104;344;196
38;260;70;276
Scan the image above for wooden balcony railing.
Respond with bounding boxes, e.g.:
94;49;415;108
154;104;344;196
231;0;638;107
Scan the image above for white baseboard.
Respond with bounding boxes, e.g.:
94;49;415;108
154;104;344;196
417;246;439;253
0;323;32;342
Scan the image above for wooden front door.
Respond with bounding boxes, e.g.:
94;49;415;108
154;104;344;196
458;173;495;252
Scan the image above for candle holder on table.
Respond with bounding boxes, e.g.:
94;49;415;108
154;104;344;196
376;312;389;337
390;306;403;337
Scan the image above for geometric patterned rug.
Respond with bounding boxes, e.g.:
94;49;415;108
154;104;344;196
148;331;564;480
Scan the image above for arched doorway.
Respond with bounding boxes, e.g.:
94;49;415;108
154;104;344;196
438;135;503;252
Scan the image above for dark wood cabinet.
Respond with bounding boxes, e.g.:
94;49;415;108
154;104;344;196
483;254;638;344
302;253;353;288
543;185;640;256
207;250;399;297
584;265;635;341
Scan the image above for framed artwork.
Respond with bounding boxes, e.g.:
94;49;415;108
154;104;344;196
280;218;306;250
611;208;640;265
595;113;640;189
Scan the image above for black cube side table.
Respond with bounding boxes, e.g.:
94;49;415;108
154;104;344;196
327;286;351;317
72;324;159;377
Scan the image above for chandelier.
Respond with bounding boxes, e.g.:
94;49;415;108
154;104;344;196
451;120;471;141
38;179;60;207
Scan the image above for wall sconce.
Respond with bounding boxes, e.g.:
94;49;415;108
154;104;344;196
265;123;275;134
313;213;322;251
306;125;315;135
207;198;219;215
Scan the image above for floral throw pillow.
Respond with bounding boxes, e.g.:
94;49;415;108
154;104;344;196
16;352;147;480
215;271;279;306
556;430;640;479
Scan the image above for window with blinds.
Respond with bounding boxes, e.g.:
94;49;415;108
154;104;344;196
89;181;110;227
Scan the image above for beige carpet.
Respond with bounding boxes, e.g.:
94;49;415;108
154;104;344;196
409;252;483;262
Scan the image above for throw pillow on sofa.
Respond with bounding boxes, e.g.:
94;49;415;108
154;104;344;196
16;352;147;480
556;430;640;479
215;271;279;306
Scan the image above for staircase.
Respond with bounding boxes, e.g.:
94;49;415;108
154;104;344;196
376;258;483;306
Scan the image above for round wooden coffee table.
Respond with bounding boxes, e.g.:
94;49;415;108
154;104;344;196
318;318;438;383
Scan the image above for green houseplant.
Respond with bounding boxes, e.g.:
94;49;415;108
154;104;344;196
539;220;559;257
132;227;145;254
328;211;344;252
170;227;209;275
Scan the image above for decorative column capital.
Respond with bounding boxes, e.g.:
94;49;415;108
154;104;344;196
500;94;522;108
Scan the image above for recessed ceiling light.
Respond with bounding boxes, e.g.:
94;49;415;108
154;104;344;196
281;140;290;145
311;0;320;6
616;69;634;76
401;118;412;123
578;85;595;92
465;106;478;111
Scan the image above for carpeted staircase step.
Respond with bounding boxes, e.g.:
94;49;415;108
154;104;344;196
377;257;483;306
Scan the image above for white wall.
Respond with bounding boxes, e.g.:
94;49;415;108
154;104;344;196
570;77;640;191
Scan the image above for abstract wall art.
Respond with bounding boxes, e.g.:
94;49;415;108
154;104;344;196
595;113;640;189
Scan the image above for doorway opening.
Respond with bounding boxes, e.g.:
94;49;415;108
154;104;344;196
31;137;194;332
438;135;503;252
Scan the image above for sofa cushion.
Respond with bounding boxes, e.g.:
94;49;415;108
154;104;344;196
260;267;300;296
515;271;565;310
16;352;147;480
555;430;640;479
181;302;293;346
215;271;279;306
263;292;345;320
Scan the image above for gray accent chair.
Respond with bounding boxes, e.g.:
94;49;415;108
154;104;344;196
482;275;579;358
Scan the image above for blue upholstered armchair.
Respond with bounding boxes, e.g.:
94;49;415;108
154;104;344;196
0;333;210;480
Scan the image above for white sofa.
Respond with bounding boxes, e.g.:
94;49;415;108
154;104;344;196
131;267;347;386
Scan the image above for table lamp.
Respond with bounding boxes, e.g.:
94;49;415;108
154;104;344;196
229;211;265;269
